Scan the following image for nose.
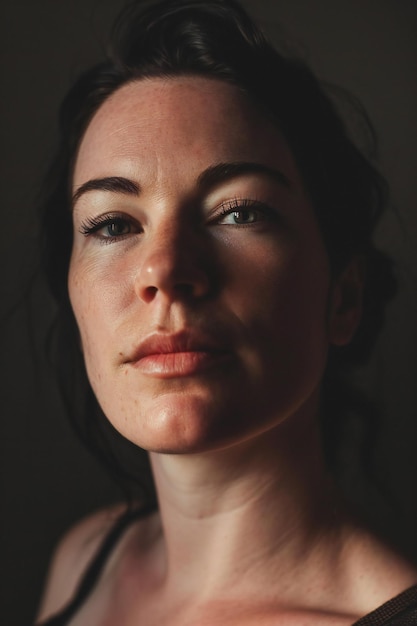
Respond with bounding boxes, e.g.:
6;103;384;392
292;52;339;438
134;224;213;303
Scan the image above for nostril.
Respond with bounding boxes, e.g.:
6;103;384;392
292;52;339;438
134;251;213;303
141;285;158;302
138;277;210;303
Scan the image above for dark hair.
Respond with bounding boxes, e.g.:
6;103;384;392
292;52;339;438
39;0;396;501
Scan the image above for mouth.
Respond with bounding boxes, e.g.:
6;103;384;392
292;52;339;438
125;331;233;379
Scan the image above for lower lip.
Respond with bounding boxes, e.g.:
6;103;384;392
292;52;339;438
130;351;231;378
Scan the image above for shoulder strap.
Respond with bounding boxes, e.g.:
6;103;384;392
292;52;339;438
38;505;154;626
353;584;417;625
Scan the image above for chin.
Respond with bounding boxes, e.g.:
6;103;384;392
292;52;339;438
99;387;224;454
92;360;324;456
99;390;295;459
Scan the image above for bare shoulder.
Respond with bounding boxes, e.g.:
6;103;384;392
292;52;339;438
343;522;417;615
36;502;134;623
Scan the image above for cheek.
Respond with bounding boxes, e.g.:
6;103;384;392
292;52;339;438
221;231;332;383
222;230;330;330
68;255;127;384
69;242;135;323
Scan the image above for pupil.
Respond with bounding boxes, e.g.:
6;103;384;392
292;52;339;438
109;220;126;235
235;210;252;223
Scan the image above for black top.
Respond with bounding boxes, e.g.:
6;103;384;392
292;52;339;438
36;506;151;626
353;585;417;625
36;508;417;626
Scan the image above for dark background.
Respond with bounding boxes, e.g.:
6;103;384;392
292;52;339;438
1;1;416;625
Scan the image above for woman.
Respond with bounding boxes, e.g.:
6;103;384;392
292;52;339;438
35;0;417;624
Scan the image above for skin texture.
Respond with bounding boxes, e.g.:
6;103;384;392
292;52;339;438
69;76;351;455
38;77;417;625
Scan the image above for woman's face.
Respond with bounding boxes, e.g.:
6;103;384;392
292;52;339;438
69;77;351;454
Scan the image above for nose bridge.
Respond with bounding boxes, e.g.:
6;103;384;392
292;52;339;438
135;214;211;302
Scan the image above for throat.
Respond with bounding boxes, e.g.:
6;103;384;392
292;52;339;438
147;423;344;602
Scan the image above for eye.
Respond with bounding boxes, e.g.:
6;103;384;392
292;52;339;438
212;199;276;226
217;208;264;225
103;219;131;237
79;213;140;241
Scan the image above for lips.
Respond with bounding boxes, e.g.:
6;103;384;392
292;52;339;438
125;330;232;378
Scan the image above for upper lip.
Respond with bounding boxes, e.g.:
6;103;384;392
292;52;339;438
126;330;230;363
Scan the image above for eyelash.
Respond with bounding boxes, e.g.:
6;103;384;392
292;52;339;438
212;198;277;226
78;199;276;243
79;213;140;243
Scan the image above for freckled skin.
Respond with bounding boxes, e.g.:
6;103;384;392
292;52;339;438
69;76;349;454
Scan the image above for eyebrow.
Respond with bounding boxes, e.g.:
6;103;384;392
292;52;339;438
71;161;291;209
197;161;291;190
72;176;140;208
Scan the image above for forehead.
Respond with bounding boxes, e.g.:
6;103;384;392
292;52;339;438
74;76;302;190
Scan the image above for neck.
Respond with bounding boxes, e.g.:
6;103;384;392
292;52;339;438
148;410;346;602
